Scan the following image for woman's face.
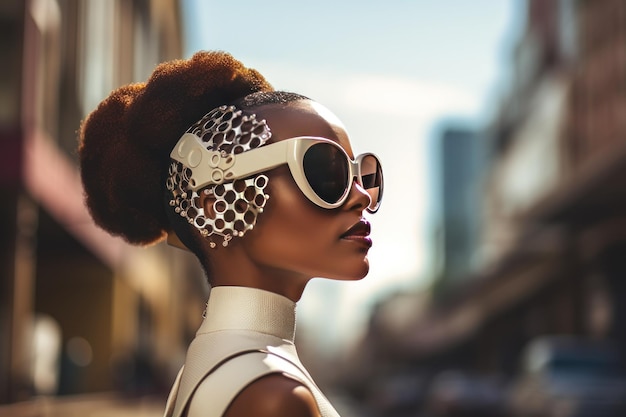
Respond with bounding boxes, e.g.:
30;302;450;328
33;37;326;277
238;99;374;282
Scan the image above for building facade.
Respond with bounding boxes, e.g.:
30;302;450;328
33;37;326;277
343;0;626;413
0;0;206;405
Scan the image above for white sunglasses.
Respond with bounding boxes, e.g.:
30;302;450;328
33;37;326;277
170;133;383;213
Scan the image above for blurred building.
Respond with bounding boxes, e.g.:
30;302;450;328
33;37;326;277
0;0;206;406
438;0;626;372
343;0;626;413
435;126;485;288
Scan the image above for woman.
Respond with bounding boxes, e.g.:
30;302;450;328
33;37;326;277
79;51;383;417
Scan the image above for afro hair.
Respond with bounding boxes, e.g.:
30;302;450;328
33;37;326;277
78;51;274;245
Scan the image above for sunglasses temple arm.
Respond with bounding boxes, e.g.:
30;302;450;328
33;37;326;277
224;140;290;179
170;133;290;190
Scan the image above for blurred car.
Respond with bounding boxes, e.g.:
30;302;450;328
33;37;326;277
507;336;626;417
423;370;508;417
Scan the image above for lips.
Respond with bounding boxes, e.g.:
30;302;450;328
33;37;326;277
340;218;371;240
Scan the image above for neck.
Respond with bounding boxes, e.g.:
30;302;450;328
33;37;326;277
212;270;310;302
205;245;311;302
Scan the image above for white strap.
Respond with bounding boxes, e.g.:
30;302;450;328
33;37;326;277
162;366;184;417
171;331;297;417
186;351;311;417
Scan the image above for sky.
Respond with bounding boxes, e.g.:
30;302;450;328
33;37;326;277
182;0;523;353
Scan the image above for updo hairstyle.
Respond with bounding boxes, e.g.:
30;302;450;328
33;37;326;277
78;51;273;246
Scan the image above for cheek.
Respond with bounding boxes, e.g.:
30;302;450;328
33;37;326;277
248;175;331;251
240;174;369;280
265;177;319;230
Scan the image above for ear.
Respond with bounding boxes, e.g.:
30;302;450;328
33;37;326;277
200;191;216;219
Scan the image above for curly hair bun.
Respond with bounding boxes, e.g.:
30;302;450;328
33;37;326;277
78;51;273;245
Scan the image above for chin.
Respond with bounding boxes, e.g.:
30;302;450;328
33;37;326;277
330;260;370;281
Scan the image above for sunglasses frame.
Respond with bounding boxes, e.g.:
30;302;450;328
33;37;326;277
170;133;383;213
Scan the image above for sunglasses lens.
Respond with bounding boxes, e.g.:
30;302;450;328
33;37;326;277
303;143;349;204
360;154;383;211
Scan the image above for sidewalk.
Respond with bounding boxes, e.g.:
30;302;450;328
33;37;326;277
0;393;166;417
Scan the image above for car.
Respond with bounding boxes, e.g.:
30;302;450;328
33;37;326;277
424;370;507;417
507;336;626;417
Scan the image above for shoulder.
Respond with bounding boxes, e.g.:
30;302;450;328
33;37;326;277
224;373;320;417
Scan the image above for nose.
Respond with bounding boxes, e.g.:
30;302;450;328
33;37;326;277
343;177;372;212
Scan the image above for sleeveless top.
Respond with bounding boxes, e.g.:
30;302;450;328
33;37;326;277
162;286;341;417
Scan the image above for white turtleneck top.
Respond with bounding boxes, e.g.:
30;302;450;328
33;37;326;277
163;286;340;417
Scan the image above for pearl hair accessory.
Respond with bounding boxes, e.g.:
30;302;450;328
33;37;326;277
166;105;271;248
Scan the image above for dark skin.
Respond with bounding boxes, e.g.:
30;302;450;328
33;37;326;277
196;100;372;416
224;374;320;417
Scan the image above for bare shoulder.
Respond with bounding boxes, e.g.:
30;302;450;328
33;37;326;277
224;373;320;417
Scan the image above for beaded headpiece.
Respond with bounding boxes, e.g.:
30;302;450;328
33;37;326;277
166;105;271;248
